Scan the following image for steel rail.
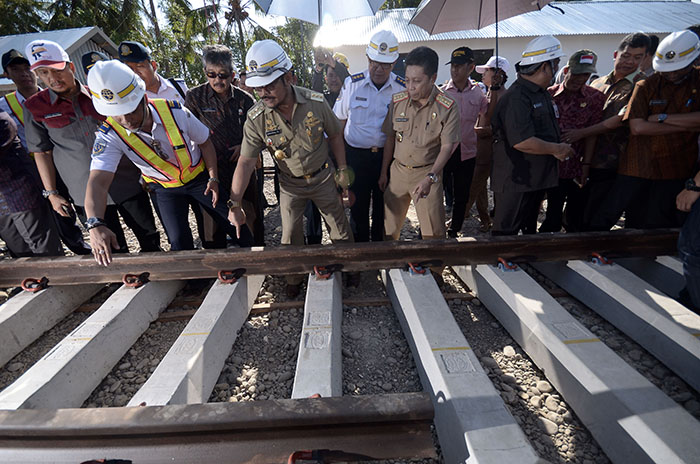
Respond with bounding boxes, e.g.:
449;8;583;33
0;229;679;286
0;393;435;463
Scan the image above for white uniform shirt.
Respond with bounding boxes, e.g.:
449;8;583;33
91;103;209;184
146;74;188;104
333;70;405;149
0;91;28;148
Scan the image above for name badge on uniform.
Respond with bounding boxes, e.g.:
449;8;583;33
395;117;408;122
45;113;62;118
355;96;368;101
650;99;667;106
266;129;282;136
532;103;543;109
552;103;560;119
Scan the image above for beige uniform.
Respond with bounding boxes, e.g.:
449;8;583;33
241;85;353;253
381;86;460;240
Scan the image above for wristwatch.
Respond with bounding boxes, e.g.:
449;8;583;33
85;217;107;230
226;199;242;210
42;189;59;198
657;113;668;123
685;178;700;192
427;172;439;184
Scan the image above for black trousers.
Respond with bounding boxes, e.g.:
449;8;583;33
492;189;547;236
444;148;476;236
589;175;685;230
76;190;161;253
346;144;384;242
580;168;617;230
53;174;91;254
539;178;585;233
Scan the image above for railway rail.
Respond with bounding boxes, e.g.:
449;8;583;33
0;230;698;463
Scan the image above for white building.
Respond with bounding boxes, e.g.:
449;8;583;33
314;0;700;85
0;27;117;94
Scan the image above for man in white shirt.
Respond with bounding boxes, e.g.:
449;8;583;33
118;41;188;103
333;30;405;243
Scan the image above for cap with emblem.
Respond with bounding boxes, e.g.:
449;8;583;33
476;56;510;74
333;52;350;69
366;30;399;64
88;60;146;117
118;41;152;63
1;49;29;73
446;47;474;65
81;50;110;75
567;49;597;74
244;39;293;87
653;30;700;72
24;40;70;71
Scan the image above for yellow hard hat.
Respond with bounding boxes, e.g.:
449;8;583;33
332;52;349;69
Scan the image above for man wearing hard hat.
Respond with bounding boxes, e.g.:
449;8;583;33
490;35;574;235
229;39;353;298
334;30;406;245
84;60;253;265
590;30;700;232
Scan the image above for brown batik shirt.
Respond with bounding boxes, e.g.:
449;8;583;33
185;83;255;185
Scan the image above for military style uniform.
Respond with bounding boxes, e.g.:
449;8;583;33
241;85;353;249
381;86;460;240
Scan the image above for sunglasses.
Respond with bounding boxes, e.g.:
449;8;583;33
205;71;232;80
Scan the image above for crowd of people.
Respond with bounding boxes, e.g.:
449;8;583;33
0;25;699;302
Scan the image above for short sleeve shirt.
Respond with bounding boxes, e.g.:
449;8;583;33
23;83;142;206
381;85;461;167
443;79;488;161
620;68;700;180
491;77;560;193
147;74;188;103
548;83;605;179
91;101;210;184
333;70;405;149
241;85;340;178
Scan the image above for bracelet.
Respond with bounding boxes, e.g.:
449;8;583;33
42;189;59;199
208;177;219;183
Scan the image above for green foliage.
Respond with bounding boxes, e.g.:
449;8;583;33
269;19;318;88
0;0;46;33
44;0;146;44
381;0;421;9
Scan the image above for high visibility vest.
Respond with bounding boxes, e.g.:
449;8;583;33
105;99;204;188
4;92;24;126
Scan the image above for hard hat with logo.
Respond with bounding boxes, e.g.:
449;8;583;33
88;60;146;117
333;52;350;69
653;30;700;72
244;40;293;88
519;35;566;66
366;30;399;63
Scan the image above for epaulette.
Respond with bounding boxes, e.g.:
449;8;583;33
167;100;182;109
307;90;325;103
435;93;454;109
351;72;365;83
392;91;409;103
395;75;406;87
97;122;111;134
248;101;265;120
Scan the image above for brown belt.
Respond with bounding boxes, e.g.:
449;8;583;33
396;160;432;169
290;162;329;180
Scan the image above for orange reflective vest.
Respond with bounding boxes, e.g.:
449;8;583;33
4;92;24;126
104;99;204;188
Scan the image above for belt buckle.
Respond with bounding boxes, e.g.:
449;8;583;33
371;146;379;153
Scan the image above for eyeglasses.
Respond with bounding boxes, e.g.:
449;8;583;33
205;71;232;80
255;76;283;93
368;59;393;70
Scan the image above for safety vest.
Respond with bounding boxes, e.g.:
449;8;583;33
4;92;24;126
105;99;204;188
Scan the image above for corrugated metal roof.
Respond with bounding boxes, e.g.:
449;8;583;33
314;1;700;47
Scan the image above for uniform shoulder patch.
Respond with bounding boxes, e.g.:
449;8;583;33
307;90;325;103
351;72;365;82
436;93;454;109
97;122;111;134
248;101;265;120
167;100;182;109
395;75;406;87
392;91;408;103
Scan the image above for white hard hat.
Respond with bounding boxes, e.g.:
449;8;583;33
519;35;566;66
245;40;292;88
476;56;511;74
88;60;146;117
653;30;700;72
366;30;399;63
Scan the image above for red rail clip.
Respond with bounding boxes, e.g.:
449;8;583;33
314;264;342;280
497;257;518;272
218;268;246;284
122;272;150;288
591;252;613;266
21;276;49;293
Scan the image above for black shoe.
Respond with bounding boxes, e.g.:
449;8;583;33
447;230;458;238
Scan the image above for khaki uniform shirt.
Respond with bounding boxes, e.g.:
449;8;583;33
382;85;460;167
241;85;341;178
